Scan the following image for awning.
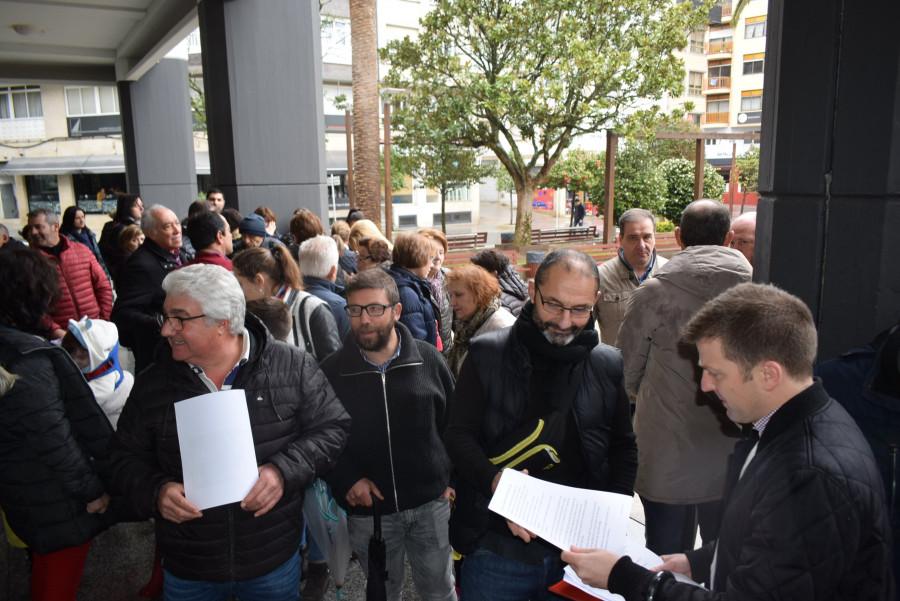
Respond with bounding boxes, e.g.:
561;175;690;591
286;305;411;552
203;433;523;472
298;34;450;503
0;153;212;176
326;150;348;172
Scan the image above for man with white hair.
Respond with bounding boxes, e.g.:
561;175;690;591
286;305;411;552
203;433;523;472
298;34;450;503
110;264;350;599
296;234;350;339
111;204;189;372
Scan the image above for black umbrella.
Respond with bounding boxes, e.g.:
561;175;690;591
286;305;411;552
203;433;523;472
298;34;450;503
366;494;388;601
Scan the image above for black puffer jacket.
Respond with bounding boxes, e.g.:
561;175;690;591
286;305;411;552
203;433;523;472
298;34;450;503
109;315;351;582
497;264;528;317
321;323;454;516
0;326;114;554
609;381;894;601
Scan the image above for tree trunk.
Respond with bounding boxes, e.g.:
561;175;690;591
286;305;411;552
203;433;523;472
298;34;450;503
440;184;447;234
349;0;381;227
513;180;534;246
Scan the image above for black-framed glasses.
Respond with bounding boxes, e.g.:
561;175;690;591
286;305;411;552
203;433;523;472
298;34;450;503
535;286;592;319
345;304;393;318
156;312;207;331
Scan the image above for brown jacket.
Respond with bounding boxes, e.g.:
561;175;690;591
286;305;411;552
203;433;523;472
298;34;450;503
618;245;751;503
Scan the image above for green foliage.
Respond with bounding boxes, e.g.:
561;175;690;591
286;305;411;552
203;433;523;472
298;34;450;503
656;220;675;233
380;146;409;192
545;148;605;203
658;158;727;222
734;144;760;196
380;0;713;243
495;166;514;192
611;143;667;221
188;76;206;134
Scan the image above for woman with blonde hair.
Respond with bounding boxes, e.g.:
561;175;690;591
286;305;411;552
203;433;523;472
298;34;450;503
232;246;340;359
348;219;392;253
444;264;515;375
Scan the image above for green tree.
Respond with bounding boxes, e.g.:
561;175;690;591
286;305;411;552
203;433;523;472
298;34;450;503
545;148;606;223
734;144;760;197
381;0;712;245
658;158;726;222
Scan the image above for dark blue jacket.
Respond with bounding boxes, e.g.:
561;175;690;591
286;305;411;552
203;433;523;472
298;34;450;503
302;275;350;340
386;265;438;347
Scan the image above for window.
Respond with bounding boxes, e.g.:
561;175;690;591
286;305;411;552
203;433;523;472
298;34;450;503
25;175;60;214
0;86;43;119
707;98;730;114
708;64;731;79
65;86;119;116
741;95;762;112
745;17;766;38
321;17;351;64
689;30;705;54
688;71;703;95
743;58;764;75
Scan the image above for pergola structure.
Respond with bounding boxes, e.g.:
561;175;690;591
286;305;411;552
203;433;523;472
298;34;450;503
601;131;761;243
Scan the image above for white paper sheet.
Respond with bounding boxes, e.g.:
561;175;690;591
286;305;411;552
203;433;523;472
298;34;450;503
174;389;259;510
562;538;702;601
487;468;632;552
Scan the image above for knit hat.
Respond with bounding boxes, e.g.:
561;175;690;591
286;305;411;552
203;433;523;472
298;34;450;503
239;213;267;238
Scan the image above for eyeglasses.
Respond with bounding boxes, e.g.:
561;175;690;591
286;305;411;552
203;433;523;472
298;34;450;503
156;312;207;331
356;254;373;262
345;304;393;318
535;286;592;319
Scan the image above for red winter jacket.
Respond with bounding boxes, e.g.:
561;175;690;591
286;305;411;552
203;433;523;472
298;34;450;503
38;237;113;332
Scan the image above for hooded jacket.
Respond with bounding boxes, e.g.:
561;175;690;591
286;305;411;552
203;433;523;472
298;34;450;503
618;245;751;503
109;314;351;582
387;265;439;347
67;316;132;429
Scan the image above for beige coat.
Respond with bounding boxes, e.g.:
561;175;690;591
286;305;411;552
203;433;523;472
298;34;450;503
618;245;751;503
594;251;668;347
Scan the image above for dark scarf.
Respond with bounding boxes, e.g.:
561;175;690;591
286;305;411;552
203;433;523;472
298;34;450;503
69;229;92;247
447;296;500;375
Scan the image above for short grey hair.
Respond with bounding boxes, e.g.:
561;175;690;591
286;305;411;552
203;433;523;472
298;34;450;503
296;235;339;279
0;223;9;237
142;204;171;235
618;208;656;232
27;208;59;225
162;264;245;335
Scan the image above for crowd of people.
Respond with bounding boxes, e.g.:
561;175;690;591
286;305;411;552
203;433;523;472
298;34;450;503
0;193;895;601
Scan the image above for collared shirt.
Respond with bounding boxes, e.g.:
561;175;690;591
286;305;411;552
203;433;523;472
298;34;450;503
358;330;402;374
752;407;779;436
189;330;251;392
617;247;657;283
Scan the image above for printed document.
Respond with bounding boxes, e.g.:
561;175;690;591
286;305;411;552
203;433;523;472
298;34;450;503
488;468;631;552
175;389;259;510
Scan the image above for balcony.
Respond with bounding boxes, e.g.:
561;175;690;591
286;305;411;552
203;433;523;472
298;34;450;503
720;2;733;20
705;39;733;55
703;75;731;92
702;112;730;125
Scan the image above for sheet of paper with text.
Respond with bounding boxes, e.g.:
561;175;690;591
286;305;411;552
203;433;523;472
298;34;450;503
174;389;259;510
488;468;632;553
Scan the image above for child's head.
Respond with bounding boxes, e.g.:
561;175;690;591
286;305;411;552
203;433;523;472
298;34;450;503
246;297;292;342
61;331;90;370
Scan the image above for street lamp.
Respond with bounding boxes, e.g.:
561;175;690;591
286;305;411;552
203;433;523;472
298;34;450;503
380;87;408;239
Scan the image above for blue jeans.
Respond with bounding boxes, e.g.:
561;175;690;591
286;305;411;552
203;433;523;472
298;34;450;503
348;497;455;601
162;551;301;601
460;547;563;601
641;497;723;556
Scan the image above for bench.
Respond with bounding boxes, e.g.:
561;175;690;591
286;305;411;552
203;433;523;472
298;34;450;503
446;232;488;251
531;226;597;244
442;248;519;271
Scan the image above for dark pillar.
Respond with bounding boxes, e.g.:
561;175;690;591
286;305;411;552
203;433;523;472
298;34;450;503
199;0;327;230
119;58;197;213
756;0;900;359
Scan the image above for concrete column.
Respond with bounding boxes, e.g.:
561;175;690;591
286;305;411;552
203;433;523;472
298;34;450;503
198;0;327;230
756;0;900;359
118;58;197;213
